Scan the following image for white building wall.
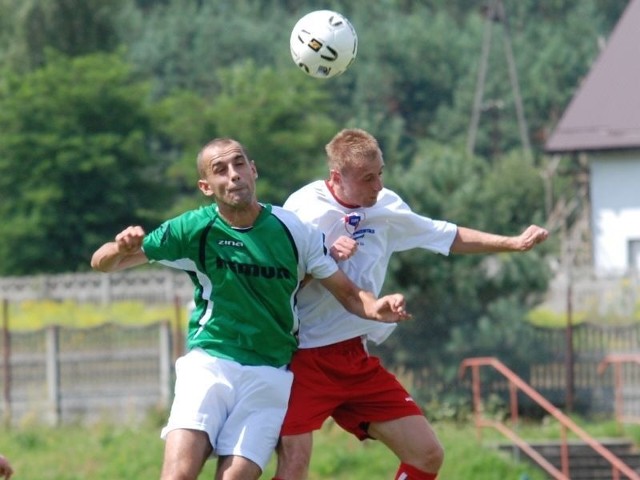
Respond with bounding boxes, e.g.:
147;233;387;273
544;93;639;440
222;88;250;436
590;151;640;274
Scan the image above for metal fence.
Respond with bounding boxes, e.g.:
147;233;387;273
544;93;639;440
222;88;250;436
1;321;173;426
528;324;633;415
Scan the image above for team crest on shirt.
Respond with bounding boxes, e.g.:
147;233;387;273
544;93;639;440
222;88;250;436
343;212;364;235
343;211;375;242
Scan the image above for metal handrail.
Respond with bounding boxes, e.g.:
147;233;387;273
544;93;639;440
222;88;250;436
598;353;640;428
459;356;640;480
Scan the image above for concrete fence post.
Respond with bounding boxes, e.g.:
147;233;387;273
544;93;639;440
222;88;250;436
2;298;11;428
158;321;172;409
45;325;61;426
100;274;110;306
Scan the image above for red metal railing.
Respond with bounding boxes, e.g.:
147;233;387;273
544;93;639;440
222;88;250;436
598;353;640;428
459;356;640;480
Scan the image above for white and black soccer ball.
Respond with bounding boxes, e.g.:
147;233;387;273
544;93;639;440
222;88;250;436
289;10;358;79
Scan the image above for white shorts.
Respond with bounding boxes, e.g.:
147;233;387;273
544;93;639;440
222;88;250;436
161;348;293;470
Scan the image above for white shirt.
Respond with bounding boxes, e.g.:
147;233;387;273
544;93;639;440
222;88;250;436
284;180;458;348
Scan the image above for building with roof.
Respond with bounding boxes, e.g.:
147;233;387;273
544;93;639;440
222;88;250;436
545;0;640;275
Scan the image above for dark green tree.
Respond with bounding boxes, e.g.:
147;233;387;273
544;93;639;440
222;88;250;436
0;51;167;274
0;0;126;71
349;3;472;141
374;142;553;388
122;0;295;98
150;60;341;210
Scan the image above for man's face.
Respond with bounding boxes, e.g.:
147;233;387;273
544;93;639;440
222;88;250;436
335;156;384;208
198;141;257;208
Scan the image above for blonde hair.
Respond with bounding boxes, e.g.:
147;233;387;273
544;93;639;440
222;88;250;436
325;128;382;173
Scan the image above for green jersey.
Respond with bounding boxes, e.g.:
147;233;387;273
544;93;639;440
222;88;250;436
142;203;338;367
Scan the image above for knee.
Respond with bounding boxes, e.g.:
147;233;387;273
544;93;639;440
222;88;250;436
425;438;445;471
406;435;444;473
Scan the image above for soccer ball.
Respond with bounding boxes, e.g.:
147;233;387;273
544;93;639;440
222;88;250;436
289;10;358;79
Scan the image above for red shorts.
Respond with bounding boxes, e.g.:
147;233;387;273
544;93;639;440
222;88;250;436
281;337;423;440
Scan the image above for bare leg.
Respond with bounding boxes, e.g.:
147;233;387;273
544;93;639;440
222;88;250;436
161;429;212;480
275;432;313;480
368;415;444;474
216;455;262;480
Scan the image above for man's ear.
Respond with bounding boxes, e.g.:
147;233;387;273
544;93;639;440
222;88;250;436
329;169;341;184
198;179;214;197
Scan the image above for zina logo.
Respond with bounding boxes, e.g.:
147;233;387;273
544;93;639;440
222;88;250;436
218;240;244;247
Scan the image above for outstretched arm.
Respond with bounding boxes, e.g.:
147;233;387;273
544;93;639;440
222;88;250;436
318;270;411;323
450;224;549;254
91;226;149;272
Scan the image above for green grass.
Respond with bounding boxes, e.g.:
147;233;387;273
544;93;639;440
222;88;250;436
0;414;558;480
2;409;635;479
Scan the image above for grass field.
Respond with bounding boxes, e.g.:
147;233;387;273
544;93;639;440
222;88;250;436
0;413;576;480
3;410;635;479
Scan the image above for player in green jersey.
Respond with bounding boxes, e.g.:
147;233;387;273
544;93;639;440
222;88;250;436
91;138;411;480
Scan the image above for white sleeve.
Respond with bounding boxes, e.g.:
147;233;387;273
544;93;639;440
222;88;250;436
303;222;339;280
272;206;338;280
380;192;458;255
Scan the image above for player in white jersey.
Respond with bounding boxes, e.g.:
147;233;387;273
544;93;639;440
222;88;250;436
91;137;411;480
275;129;549;480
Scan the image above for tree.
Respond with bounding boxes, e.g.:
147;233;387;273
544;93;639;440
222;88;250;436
349;3;472;140
0;0;616;378
374;142;552;386
122;0;295;98
0;0;125;71
0;51;167;274
150;60;341;210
